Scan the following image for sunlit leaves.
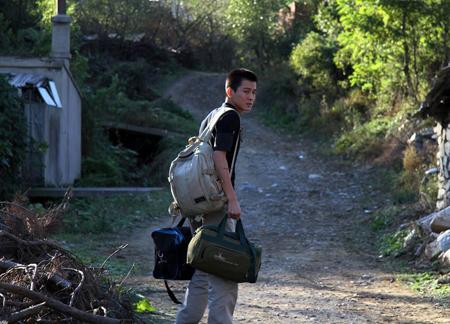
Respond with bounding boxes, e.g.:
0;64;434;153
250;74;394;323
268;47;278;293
134;295;157;313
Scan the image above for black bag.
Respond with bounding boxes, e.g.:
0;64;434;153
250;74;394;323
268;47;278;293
151;218;194;304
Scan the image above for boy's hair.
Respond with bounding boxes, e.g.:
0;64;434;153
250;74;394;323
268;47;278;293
226;68;258;92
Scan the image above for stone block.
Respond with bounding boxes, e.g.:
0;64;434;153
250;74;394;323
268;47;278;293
424;240;441;259
437;200;447;211
417;212;436;234
438;188;447;200
444;181;450;191
440;250;450;266
437;229;450;253
434;123;442;135
431;206;450;232
439;145;446;162
445;142;450;155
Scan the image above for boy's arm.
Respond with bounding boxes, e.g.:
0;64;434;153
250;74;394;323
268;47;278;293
213;150;241;219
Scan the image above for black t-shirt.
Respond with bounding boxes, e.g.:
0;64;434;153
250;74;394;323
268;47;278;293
199;102;241;186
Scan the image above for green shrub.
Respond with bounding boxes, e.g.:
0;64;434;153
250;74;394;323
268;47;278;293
77;144;139;187
61;191;171;234
257;63;305;132
87;77;196;134
379;229;409;257
371;206;402;231
147;137;187;185
80;73;196;186
290;31;338;93
335;117;393;159
0;76;26;199
115;98;197;134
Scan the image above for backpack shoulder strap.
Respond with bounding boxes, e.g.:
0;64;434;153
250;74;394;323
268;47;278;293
198;107;238;142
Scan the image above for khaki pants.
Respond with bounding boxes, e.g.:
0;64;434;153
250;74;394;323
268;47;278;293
175;208;238;324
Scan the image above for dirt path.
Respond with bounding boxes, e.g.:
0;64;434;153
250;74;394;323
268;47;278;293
128;72;450;323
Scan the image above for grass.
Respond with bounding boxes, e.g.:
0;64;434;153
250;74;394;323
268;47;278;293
370;206;403;231
255;103;299;134
335;117;394;159
52;190;173;277
397;272;450;305
151;66;189;96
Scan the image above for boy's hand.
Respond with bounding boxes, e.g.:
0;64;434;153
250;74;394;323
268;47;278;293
228;199;241;219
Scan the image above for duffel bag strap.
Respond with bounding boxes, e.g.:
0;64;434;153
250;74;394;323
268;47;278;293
236;219;258;283
164;280;183;305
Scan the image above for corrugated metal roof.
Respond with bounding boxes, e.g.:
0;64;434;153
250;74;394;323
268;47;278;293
6;73;47;88
1;72;62;108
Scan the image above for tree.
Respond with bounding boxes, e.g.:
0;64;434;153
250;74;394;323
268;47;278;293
0;77;26;200
334;0;447;101
225;0;290;69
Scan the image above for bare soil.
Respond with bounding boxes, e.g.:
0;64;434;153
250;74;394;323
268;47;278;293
126;72;450;323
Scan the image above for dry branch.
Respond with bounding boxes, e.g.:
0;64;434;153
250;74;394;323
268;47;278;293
63;268;85;307
0;283;121;324
0;194;134;322
0;230;61;249
101;244;128;269
3;301;46;322
0;259;72;290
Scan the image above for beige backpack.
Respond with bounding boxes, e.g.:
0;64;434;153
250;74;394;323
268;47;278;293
168;107;239;218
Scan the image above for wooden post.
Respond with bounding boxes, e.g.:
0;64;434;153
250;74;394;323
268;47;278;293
57;0;66;15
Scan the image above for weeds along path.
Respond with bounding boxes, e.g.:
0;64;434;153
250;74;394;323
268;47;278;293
127;72;450;323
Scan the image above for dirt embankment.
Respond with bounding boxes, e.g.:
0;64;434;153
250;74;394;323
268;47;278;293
128;72;450;323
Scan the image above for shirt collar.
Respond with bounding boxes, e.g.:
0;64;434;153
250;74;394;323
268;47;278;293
223;102;237;110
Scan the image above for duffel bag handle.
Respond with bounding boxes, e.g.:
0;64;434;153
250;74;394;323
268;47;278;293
217;215;249;248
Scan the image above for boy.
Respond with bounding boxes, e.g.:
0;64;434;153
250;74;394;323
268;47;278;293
176;68;257;324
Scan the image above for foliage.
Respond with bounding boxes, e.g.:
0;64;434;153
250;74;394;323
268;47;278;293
134;296;157;313
0;77;27;200
334;0;448;99
147;136;188;185
290;31;338;92
335;117;393;158
72;0;234;69
379;228;409;257
77;144;140;187
256;63;299;131
225;0;295;69
399;272;450;299
0;0;52;56
79;65;195;186
370;206;402;231
61;191;171;234
52;191;172;278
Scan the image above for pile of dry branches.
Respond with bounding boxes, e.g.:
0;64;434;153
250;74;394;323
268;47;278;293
0;194;135;323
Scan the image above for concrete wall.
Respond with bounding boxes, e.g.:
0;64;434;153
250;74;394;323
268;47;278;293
0;56;82;186
23;99;46;185
435;121;450;210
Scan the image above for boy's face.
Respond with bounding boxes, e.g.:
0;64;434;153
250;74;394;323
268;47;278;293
227;79;257;114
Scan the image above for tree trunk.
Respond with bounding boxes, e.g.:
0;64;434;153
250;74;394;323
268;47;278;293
401;8;416;101
443;11;449;67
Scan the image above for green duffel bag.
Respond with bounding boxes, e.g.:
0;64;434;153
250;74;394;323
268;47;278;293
187;216;261;283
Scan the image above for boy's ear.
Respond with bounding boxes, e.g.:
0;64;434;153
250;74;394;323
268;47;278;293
226;86;233;98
